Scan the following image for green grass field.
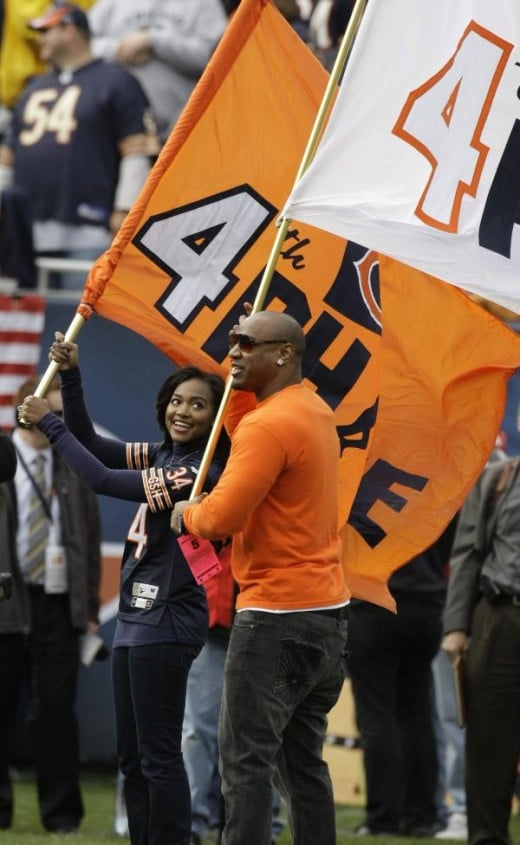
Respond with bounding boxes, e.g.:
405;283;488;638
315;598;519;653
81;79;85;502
3;769;520;844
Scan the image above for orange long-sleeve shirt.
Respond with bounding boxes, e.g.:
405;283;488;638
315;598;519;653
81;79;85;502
183;383;350;611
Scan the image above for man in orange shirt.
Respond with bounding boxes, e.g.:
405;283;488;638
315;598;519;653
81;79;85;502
172;309;349;845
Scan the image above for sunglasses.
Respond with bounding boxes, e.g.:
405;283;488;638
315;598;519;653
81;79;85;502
228;332;288;353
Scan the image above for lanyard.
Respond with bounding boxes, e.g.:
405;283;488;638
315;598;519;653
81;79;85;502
13;443;53;522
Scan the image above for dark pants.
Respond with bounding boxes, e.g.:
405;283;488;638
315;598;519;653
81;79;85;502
465;597;520;845
348;597;442;834
219;609;347;845
0;591;82;830
112;642;200;845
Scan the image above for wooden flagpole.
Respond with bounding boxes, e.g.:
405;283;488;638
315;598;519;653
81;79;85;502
17;305;92;426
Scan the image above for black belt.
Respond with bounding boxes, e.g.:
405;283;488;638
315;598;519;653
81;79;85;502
313;606;348;619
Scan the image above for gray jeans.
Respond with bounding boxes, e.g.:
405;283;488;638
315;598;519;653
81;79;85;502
219;608;347;845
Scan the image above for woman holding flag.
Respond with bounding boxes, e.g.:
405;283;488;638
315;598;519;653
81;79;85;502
20;334;229;845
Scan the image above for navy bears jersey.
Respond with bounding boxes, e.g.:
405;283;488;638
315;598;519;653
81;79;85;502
38;407;224;642
119;440;220;638
6;59;153;227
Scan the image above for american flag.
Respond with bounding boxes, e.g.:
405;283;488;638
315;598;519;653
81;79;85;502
0;295;46;430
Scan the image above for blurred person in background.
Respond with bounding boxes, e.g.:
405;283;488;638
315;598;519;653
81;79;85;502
0;1;157;290
442;452;520;845
348;524;457;838
88;0;227;146
223;0;309;40
0;374;101;833
0;0;95;132
308;0;355;69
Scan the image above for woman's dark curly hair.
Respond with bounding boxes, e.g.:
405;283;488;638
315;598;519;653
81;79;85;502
155;367;229;457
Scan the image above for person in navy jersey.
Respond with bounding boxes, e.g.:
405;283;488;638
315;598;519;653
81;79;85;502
21;332;229;845
0;2;158;289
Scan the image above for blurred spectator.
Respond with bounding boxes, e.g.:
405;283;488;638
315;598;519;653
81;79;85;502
308;0;355;70
348;524;457;837
442;454;520;845
295;0;313;22
434;443;506;842
0;3;96;289
0;2;157;290
328;0;355;43
0;0;95;115
88;0;227;145
221;0;309;40
218;0;240;17
0;374;101;833
433;446;507;841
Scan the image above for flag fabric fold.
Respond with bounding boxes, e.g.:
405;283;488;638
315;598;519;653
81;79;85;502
283;0;520;315
77;0;520;609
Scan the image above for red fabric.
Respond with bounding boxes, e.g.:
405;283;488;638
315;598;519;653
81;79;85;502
205;544;235;629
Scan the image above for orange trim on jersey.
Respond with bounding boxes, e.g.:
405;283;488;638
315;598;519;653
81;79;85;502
126;442;150;470
142;467;173;512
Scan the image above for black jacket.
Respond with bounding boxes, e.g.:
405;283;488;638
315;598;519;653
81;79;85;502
0;430;16;482
0;451;101;634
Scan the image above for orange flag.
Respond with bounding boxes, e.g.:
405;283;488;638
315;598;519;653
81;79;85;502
342;259;520;608
79;0;520;609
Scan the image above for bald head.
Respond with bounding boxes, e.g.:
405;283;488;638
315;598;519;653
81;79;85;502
243;311;305;358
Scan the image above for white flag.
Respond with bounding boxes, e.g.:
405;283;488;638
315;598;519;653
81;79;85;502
283;0;520;313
